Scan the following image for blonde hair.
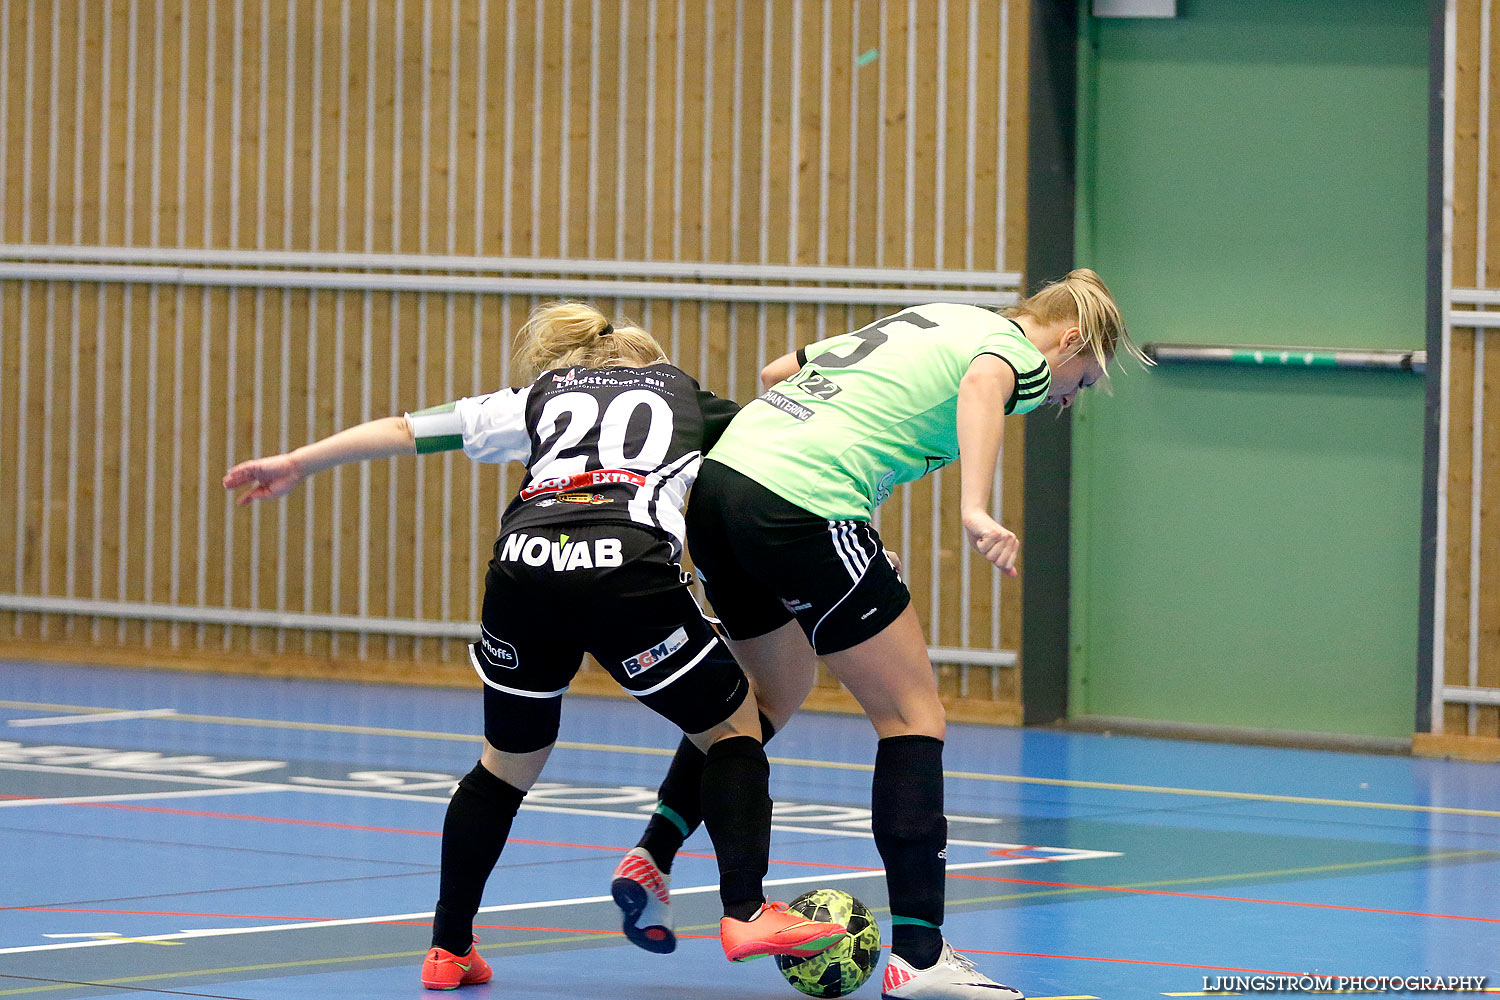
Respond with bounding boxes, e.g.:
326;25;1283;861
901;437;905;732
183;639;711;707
511;301;668;382
1006;268;1152;379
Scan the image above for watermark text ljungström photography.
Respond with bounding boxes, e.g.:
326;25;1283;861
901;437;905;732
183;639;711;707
1200;975;1490;993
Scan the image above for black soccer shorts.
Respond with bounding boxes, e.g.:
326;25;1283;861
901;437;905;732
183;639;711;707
684;460;911;655
470;523;750;753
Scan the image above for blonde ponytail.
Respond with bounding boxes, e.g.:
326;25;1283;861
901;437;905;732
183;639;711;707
1007;268;1151;376
511;301;668;382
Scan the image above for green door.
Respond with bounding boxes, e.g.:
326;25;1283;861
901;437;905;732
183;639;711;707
1069;2;1429;739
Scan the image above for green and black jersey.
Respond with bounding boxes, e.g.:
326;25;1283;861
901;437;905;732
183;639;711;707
707;302;1050;522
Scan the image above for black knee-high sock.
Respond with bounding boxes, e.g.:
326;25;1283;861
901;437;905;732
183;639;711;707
431;763;526;955
637;711;777;872
698;734;772;921
872;735;946;969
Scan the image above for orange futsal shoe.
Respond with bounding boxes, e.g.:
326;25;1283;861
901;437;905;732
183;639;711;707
420;936;493;991
720;900;848;963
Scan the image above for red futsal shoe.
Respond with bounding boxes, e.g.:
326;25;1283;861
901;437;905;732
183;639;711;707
420;936;493;991
720;900;847;963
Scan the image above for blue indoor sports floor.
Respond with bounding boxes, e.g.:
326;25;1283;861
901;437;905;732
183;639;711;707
1;660;1497;999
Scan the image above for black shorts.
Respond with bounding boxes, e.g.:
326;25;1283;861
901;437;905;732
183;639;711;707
684;460;910;655
471;523;750;753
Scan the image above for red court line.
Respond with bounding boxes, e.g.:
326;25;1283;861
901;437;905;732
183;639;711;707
34;800;613;851
961;947;1299;977
27;798;1492;928
63;801;449;836
25;799;882;871
0;910;1316;975
948;874;1500;924
0;905;1370;977
472;923;719;940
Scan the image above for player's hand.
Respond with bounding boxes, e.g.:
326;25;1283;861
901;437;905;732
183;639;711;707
883;548;904;577
223;454;306;505
962;508;1019;577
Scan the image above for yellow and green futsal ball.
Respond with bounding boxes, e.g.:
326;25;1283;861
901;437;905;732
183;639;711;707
774;889;882;997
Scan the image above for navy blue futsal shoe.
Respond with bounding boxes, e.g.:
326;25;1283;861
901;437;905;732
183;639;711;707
611;846;676;953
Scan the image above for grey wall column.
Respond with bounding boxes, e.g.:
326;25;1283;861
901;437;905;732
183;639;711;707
1417;0;1446;734
1021;0;1080;724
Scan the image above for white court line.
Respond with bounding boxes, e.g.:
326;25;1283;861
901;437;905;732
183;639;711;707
0;762;1110;858
0;853;1108;957
8;708;178;727
0;763;275;787
0;759;1119;955
0;785;283;809
43;933;130;939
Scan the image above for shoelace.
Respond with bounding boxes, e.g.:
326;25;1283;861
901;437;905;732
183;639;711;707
946;949;1016;989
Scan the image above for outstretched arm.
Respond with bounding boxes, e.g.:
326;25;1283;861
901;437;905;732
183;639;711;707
223;415;416;505
760;351;802;389
956;354;1019;577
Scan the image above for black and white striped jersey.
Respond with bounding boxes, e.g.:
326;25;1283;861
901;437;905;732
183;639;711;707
407;364;740;555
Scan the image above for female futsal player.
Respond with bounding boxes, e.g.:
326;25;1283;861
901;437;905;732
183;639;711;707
611;270;1147;1000
223;302;846;990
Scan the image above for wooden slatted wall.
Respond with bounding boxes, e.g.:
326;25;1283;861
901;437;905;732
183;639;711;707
1417;0;1500;759
0;0;1033;722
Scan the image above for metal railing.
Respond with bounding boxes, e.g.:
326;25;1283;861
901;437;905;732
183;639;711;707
0;248;1024;679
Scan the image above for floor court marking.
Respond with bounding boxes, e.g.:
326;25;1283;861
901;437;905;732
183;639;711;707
0;934;1346;999
26;846;1489;934
4;699;1497;819
0;787;282;809
2;915;1492;996
0;762;1118;863
41;932;183;947
932;849;1500;911
0;976;256;1000
946;869;1500;923
13;908;344;922
0;800;897;867
7;708;179;728
0;853;1109;957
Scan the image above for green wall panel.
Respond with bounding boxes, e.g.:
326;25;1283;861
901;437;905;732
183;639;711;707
1070;1;1428;739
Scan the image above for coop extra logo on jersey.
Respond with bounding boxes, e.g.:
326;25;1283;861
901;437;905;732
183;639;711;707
621;626;689;679
497;532;624;570
520;468;648;501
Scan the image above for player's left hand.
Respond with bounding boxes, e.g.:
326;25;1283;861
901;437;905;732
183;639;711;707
223;454;306;505
883;548;903;576
962;508;1019;577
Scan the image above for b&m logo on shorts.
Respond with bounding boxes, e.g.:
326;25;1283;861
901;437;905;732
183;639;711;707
622;626;689;679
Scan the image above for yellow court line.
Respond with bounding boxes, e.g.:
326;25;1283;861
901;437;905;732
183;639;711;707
942;849;1498;908
941;766;1500;819
5;699;1500;818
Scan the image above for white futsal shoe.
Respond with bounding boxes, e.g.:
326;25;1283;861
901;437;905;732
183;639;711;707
611;846;675;953
881;940;1024;1000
